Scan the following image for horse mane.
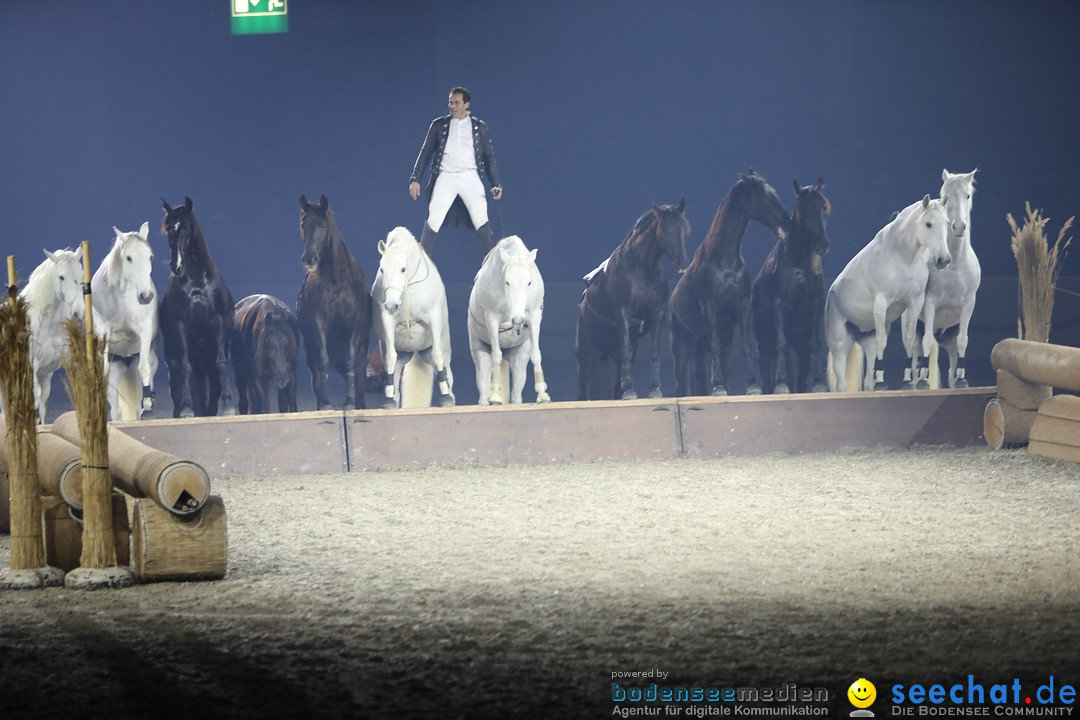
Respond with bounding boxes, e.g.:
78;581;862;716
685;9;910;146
22;249;78;316
701;174;757;249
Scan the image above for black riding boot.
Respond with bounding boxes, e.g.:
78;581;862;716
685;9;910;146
477;222;494;255
420;223;438;254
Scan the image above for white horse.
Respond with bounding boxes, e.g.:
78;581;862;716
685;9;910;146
904;168;980;388
91;222;160;420
20;249;85;423
467;235;550;405
371;226;454;408
825;194;951;391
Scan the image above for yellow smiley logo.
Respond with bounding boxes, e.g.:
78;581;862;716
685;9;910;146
848;678;877;708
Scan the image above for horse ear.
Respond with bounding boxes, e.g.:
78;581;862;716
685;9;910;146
299;195;308;209
44;248;56;262
499;248;512;265
677;198;686;214
377;240;387;255
816;177;824;191
942;168;950;181
114;226;124;239
793;179;802;195
161;198;171;213
527;248;538;263
922;194;931;209
184;197;193;211
941;193;949;207
319;195;328;212
139;221;150;239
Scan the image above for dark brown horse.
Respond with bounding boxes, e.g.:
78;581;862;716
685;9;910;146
751;179;831;394
576;201;691;400
670;170;790;397
159;197;237;417
296;195;372;410
232;294;299;414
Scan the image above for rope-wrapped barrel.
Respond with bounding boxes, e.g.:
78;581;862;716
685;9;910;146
51;411;210;516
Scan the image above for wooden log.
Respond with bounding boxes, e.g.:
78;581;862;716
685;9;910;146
131;494;227;581
34;430;83;508
990;339;1080;391
52;411;211;516
996;368;1053;411
1028;394;1080;463
983;397;1039;449
41;493;131;572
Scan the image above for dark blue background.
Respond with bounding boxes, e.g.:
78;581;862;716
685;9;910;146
2;0;1078;407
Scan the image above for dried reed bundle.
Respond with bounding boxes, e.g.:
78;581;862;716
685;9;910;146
0;293;47;572
1008;202;1073;342
60;318;118;569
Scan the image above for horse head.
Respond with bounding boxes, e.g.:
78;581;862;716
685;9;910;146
652;198;691;273
257;309;296;390
161;197;198;277
376;226;422;313
792;179;831;257
38;248;85;321
109;222;156;305
299;194;332;272
738;169;790;240
940;168;977;249
497;236;539;327
916;194;952;270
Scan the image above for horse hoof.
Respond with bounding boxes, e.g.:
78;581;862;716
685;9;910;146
955;378;969;389
490;399;503;406
537;392;551;404
711;387;728;397
915;380;930;390
621;390;638;400
745;385;762;396
439;396;455;408
811;383;827;393
900;381;915;391
873;382;889;391
775;383;790;395
647;387;662;399
343;402;356;412
180;408;195;419
381;399;397;410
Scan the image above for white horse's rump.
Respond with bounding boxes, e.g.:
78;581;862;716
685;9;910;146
825;194;951;391
92;222;160;420
905;168;980;389
20;248;85;423
467;235;550;405
371;227;454;408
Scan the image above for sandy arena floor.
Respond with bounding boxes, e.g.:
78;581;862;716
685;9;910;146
1;445;1078;719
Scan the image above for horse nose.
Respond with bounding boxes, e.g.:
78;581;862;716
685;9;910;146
383;299;399;313
953;221;967;237
936;254;952;270
138;291;155;305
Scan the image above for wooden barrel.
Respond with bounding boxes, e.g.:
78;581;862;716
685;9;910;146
131;494;227;581
51;411;211;516
983;397;1040;449
41;493;131;572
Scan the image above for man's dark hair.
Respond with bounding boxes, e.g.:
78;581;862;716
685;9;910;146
450;86;471;104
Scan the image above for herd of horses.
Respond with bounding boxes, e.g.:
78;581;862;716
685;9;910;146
15;167;978;422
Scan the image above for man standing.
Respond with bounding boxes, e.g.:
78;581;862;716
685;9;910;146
409;86;502;256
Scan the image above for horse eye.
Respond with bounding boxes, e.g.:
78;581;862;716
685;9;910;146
925;222;932;228
58;274;65;281
126;255;133;262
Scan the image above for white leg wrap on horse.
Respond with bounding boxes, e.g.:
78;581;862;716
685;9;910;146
385;385;395;399
438;380;450;395
903;367;912;383
956;367;966;380
875;369;885;384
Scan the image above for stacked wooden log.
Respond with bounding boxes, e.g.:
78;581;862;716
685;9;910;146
986;338;1080;462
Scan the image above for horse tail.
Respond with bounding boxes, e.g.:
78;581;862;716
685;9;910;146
928;340;941;389
401;354;434;408
117;364;142;420
846;343;864;392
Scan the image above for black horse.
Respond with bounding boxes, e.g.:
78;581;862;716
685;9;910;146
296;195;372;410
232;294;299;414
751;179;831;394
576;200;691;400
670;170;790;397
159;197;237;417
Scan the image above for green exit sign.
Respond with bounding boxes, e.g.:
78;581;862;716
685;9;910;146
231;0;289;35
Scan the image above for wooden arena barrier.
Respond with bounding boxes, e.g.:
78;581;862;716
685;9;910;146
51;411;211;516
41;493;130;572
987;338;1080;454
131;494;227;581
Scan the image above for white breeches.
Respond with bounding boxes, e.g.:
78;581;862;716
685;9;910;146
427;170;488;232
